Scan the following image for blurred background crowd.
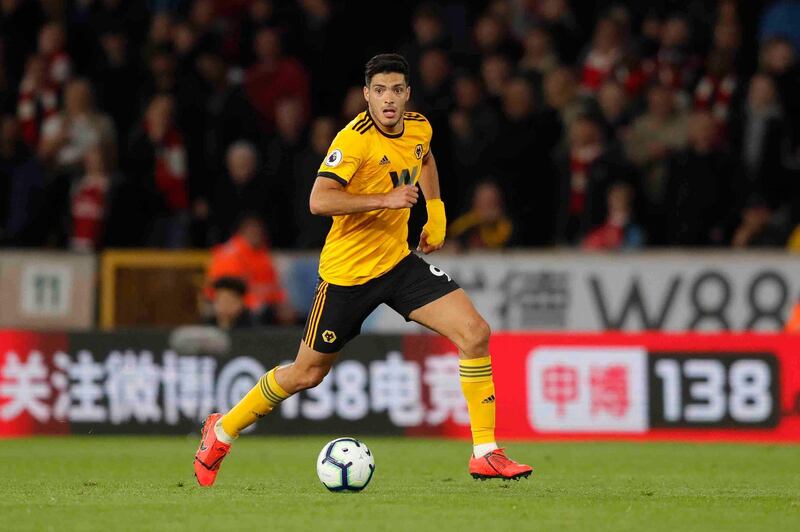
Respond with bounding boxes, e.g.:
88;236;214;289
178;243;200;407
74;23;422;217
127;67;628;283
1;0;800;254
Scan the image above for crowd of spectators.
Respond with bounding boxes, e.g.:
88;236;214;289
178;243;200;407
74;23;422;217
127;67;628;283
1;0;800;253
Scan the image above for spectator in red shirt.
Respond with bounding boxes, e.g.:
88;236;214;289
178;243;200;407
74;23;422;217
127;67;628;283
696;17;742;132
557;113;638;245
206;214;294;325
582;181;644;250
694;49;738;128
581;16;623;94
244;27;310;133
559;115;604;242
70;144;109;251
37;21;72;91
128;93;191;248
17;55;58;148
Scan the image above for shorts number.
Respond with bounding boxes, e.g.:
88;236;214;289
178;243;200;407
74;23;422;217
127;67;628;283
429;265;451;282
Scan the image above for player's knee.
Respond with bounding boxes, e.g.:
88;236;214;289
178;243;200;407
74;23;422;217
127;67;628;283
294;365;330;391
458;316;491;354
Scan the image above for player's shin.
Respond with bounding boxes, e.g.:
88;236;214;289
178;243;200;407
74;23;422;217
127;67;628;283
459;356;498;457
218;366;290;441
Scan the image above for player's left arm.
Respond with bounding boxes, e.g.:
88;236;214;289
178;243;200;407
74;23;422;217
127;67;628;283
417;150;446;254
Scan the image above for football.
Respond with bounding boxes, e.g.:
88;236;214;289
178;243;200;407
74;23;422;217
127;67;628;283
316;437;375;492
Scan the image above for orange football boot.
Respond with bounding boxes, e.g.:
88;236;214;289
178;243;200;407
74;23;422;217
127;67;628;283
469;448;533;480
193;413;231;487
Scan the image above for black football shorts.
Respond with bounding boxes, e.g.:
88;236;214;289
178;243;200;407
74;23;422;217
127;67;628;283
301;253;459;353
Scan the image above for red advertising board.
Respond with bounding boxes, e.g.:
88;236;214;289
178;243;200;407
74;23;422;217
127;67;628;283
0;330;69;437
2;330;799;442
405;333;800;442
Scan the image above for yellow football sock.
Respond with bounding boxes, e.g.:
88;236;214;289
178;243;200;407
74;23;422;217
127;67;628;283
459;356;496;445
220;367;290;438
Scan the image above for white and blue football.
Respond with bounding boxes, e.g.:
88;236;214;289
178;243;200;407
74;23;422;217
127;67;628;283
316;437;375;492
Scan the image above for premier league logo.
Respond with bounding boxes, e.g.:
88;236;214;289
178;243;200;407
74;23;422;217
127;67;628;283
325;149;343;167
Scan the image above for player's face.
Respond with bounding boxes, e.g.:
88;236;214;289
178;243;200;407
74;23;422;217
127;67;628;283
364;72;410;130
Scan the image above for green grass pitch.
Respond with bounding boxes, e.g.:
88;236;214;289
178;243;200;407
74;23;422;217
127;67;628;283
1;436;798;531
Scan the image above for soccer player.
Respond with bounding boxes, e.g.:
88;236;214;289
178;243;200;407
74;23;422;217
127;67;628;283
194;53;533;486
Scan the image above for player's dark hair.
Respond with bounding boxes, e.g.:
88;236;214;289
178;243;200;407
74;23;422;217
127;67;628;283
364;53;410;86
212;276;248;297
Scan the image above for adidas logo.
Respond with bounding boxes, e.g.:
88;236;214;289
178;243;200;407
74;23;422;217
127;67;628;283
481;395;495;404
379;155;390;165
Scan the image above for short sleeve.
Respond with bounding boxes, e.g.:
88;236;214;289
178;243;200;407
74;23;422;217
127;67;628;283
317;129;364;186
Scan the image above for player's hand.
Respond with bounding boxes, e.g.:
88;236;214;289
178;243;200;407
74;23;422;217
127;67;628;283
382;185;418;209
417;230;444;254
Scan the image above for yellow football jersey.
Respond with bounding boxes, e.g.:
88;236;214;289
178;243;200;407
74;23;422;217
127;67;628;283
316;110;432;286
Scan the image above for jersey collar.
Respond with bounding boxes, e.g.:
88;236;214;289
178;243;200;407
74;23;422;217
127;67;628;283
366;110;404;138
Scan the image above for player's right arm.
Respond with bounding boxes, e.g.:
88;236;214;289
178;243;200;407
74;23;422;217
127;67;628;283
309;178;418;216
309;127;417;216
